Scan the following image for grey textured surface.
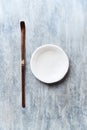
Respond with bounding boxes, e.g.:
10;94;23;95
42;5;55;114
0;0;87;130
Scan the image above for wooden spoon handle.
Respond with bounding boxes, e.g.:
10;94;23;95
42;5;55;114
20;21;26;108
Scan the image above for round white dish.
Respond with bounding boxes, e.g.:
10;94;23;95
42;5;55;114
30;44;69;84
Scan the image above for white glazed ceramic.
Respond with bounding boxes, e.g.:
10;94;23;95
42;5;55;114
30;44;69;84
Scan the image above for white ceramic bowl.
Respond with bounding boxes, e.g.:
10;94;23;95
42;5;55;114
30;44;69;84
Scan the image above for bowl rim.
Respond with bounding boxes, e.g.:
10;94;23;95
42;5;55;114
30;44;69;84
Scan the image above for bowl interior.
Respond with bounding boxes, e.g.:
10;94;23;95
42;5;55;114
30;44;69;83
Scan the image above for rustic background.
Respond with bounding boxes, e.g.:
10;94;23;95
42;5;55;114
0;0;87;129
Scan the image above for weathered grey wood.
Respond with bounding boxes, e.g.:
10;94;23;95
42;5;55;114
0;0;87;129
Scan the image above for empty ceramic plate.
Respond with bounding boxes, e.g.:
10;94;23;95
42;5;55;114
30;44;69;84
